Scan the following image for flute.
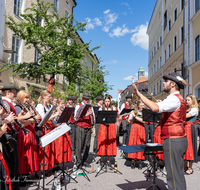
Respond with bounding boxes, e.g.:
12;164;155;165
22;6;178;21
26;101;50;130
0;98;29;135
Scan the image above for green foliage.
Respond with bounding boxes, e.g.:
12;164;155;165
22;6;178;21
79;62;113;102
27;85;42;103
1;0;100;84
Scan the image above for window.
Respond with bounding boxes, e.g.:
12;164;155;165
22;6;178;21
36;16;42;26
153;64;155;74
168;44;171;58
65;10;69;17
157;60;159;71
196;0;200;13
181;0;185;10
154;47;156;55
54;0;59;13
165;50;166;63
11;36;21;63
169;19;171;31
14;0;23;16
174;36;177;52
157;83;159;94
195;35;200;62
174;8;177;22
160;36;162;46
157;41;159;51
164;11;167;30
160;56;162;67
181;26;184;44
160;80;162;92
152;51;153;59
153;85;155;95
151;68;153;77
34;48;41;63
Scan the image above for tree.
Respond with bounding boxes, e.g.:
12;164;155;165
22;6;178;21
1;0;100;84
79;63;113;101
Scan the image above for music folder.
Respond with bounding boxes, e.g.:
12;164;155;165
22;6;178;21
57;107;74;123
120;108;134;116
75;104;91;119
142;108;162;123
96;110;117;124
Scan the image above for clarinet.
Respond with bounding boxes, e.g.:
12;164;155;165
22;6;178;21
0;98;29;135
26;101;50;130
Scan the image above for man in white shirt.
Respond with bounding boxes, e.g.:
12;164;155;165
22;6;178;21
132;72;189;190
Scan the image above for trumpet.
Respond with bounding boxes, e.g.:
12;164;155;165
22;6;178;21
120;109;142;117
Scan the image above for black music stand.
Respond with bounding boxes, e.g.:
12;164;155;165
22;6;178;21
46;108;80;189
119;108;134;116
118;144;163;190
93;106;100;118
95;111;122;177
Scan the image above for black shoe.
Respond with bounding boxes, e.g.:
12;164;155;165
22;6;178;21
19;176;26;187
83;162;91;168
131;163;135;169
138;164;142;170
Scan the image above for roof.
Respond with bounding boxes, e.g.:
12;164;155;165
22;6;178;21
136;76;148;83
138;66;145;72
118;90;123;93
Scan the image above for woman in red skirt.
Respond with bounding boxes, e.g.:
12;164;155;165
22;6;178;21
15;90;41;186
127;100;146;170
97;94;117;168
53;98;72;166
36;90;61;175
184;94;199;175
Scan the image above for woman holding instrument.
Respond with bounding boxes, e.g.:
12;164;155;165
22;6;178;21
15;90;40;186
53;98;72;169
96;94;117;168
184;94;199;175
126;100;146;170
36;90;61;174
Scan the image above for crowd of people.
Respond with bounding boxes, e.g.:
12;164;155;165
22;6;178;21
0;71;200;190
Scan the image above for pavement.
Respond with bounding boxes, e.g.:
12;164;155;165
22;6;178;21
15;136;200;190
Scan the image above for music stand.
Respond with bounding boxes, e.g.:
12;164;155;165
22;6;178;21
119;108;134;116
46;108;79;189
118;144;163;190
95;111;122;177
38;123;72;190
93;106;100;118
142;109;162;190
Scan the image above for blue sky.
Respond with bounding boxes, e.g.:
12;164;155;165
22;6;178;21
74;0;157;100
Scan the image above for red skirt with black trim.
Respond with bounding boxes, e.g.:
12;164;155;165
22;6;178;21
37;121;55;170
17;124;37;175
0;151;12;190
54;130;72;163
127;122;145;160
97;123;117;156
154;123;164;160
184;121;194;161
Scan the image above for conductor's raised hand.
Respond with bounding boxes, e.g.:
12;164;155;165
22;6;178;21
132;83;139;96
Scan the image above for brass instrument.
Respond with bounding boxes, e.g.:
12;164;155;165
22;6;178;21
120;109;142;118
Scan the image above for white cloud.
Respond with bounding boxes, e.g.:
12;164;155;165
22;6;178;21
104;12;118;25
122;12;127;15
121;2;129;6
103;9;110;14
130;22;149;50
145;71;148;77
123;76;133;80
94;17;102;26
102;26;110;32
109;24;136;37
112;60;117;63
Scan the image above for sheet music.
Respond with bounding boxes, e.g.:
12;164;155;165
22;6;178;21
75;104;86;119
40;123;71;147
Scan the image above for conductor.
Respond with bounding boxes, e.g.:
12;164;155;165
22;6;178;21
132;72;189;190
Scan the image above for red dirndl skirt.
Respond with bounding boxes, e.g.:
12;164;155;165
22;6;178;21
184;121;194;161
54;130;72;163
127;122;145;160
37;121;55;170
0;151;12;190
154;123;164;160
97;123;117;156
17;124;37;175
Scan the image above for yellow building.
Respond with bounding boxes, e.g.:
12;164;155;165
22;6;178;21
147;0;200;100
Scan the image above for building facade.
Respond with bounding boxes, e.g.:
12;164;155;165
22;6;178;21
0;0;98;96
147;0;200;100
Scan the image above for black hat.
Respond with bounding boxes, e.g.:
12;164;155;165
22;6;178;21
126;94;132;98
96;95;103;100
67;95;76;100
163;72;185;89
82;92;91;99
0;82;19;91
